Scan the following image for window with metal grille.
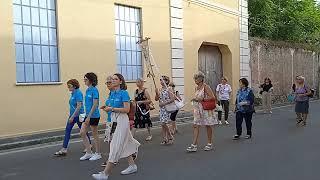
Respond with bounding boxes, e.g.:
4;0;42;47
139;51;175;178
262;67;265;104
115;4;142;81
13;0;59;83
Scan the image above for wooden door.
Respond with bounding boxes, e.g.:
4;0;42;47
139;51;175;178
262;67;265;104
198;45;223;92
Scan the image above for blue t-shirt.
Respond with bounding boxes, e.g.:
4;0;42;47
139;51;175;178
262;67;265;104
105;91;113;122
85;86;100;118
69;89;84;116
108;90;130;109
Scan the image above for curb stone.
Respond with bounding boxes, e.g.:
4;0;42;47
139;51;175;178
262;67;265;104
0;112;193;151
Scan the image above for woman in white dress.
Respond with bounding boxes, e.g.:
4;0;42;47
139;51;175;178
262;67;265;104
92;73;140;180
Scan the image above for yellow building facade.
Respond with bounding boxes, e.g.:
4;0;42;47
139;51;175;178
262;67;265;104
0;0;249;138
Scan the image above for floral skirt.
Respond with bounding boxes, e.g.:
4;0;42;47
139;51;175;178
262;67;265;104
193;104;218;126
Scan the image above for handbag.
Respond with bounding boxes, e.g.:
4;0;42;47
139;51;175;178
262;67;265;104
165;102;179;113
175;100;185;109
215;104;223;112
103;122;111;143
165;90;185;113
200;85;216;110
287;93;295;102
201;99;216;110
174;90;185;109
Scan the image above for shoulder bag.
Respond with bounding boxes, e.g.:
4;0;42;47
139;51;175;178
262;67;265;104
200;85;216;110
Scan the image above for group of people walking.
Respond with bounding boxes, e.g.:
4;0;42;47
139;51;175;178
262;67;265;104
53;71;313;180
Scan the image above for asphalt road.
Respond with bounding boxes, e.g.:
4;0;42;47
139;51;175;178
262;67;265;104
1;102;320;180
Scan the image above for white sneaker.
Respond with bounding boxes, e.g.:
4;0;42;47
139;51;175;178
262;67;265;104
92;172;109;180
80;152;93;161
218;121;222;125
89;153;102;161
186;144;198;152
121;164;138;175
225;121;230;125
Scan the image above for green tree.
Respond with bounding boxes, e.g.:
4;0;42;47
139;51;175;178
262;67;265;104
248;0;320;49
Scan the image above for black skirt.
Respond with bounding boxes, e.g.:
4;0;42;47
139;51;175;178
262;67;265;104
295;101;309;113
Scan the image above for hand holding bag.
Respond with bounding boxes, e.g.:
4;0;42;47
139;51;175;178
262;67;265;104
215;103;223;112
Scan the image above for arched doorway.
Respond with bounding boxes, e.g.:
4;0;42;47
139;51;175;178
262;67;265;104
198;45;223;92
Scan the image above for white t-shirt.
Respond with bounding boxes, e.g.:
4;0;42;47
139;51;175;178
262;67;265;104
216;84;232;100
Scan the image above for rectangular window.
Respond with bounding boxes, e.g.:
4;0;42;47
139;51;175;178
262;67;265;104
13;0;59;83
115;4;142;81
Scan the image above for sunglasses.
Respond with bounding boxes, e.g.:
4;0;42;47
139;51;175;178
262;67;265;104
105;81;112;85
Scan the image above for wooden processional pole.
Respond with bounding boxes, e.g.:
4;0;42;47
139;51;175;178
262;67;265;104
137;37;157;90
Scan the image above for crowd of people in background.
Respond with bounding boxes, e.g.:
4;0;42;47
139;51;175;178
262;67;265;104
53;71;313;180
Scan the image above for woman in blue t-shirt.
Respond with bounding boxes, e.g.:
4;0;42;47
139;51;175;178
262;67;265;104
92;73;140;180
80;72;102;161
54;79;91;157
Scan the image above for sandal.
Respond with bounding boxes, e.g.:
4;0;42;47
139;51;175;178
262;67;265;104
54;150;67;157
167;138;174;145
296;119;303;125
204;143;213;151
145;135;152;141
160;139;168;145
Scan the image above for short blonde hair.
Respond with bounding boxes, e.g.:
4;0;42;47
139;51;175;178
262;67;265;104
297;75;305;81
222;76;228;82
193;72;205;82
106;75;112;82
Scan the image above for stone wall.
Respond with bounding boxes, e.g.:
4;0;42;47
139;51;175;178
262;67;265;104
250;38;320;105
